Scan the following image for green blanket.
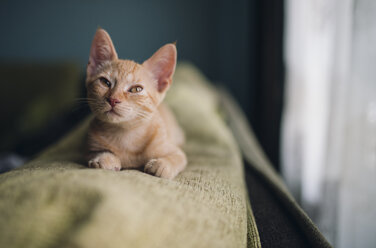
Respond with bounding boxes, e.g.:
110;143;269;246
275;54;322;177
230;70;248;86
0;63;260;248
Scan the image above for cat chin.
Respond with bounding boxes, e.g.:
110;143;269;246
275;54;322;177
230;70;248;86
94;112;121;123
96;112;135;124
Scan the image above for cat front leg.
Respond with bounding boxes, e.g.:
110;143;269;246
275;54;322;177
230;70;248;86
144;147;187;179
88;152;121;171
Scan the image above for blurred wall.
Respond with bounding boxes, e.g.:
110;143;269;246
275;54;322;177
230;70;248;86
0;0;252;114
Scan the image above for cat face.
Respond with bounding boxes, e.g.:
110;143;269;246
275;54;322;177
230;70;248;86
86;29;176;124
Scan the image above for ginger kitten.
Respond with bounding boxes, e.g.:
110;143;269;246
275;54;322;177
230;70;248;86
85;28;187;179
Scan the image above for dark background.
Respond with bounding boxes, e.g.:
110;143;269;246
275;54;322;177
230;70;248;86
0;0;283;170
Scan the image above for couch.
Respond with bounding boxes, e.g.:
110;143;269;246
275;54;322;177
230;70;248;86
0;63;331;248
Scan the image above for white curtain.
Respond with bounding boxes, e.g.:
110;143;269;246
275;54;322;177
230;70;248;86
282;0;376;247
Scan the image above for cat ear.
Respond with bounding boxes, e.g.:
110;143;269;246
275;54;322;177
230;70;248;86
143;43;177;93
87;28;118;78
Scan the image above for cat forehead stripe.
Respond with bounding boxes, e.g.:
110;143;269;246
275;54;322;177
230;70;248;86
115;60;139;78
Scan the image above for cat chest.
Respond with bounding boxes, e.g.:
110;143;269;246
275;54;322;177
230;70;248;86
108;136;149;168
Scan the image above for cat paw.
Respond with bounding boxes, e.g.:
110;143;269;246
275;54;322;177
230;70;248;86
144;158;176;179
88;153;121;171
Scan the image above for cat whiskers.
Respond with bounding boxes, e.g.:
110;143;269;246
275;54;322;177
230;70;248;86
109;105;132;117
74;97;108;114
72;97;97;112
135;108;154;123
74;97;99;107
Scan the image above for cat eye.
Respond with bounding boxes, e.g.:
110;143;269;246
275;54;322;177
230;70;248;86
99;77;111;88
129;85;143;93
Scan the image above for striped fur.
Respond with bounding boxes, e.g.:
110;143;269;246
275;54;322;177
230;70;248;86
85;28;186;179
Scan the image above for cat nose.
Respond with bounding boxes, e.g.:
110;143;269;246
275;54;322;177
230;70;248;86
107;97;121;107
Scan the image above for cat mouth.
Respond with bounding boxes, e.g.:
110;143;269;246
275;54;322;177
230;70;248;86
105;109;122;117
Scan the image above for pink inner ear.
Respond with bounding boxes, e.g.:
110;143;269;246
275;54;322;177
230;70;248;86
158;80;169;92
87;29;118;77
143;44;177;93
93;43;114;62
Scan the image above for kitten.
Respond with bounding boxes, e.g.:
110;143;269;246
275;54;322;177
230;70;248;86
85;28;187;179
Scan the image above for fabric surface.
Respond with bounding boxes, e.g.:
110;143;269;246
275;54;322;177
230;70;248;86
245;163;312;247
219;89;332;248
0;63;260;248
